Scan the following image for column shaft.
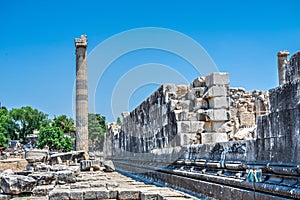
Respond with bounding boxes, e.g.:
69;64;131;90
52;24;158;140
75;35;88;152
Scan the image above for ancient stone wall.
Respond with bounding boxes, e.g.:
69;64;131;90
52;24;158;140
107;73;232;156
105;72;269;158
104;51;300;200
179;51;300;164
256;52;300;163
286;51;300;83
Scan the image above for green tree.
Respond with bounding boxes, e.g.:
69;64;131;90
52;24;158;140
88;113;106;151
116;117;122;126
0;107;9;148
37;125;73;152
52;115;75;134
9;106;50;142
0;106;17;142
0;107;10;137
0;133;8;149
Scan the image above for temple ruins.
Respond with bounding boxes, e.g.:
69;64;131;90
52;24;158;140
105;50;300;199
1;34;300;199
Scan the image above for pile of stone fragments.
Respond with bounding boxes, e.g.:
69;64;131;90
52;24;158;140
0;149;197;200
1;141;25;160
0;149;115;199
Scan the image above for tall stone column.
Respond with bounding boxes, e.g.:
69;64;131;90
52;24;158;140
75;35;89;152
277;50;290;85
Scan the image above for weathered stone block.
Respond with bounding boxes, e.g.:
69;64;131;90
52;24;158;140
205;72;229;87
34;163;51;172
195;98;209;109
109;190;118;199
208;97;229;109
178;100;191;110
201;132;228;144
54;170;76;184
176;121;191;133
192;87;206;98
25;149;49;163
269;81;300;112
285;51;300;83
72;150;89;163
176;85;188;97
103;160;115;172
94;189;111;199
29;172;55;185
32;184;55;196
69;189;84;199
205;109;230;121
50;164;69;172
224;162;244;170
0;160;28;173
49;189;70;200
50;151;88;165
239;112;255;126
211;121;231;132
206;85;227;97
180;133;196;146
162;84;176;93
176;112;198;123
84;189;97;199
190;121;205;132
118;190;140;200
80;160;101;171
141;192;158;200
0;175;36;195
192;77;206;87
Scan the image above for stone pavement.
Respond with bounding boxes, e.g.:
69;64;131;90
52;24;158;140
4;171;198;200
48;171;198;200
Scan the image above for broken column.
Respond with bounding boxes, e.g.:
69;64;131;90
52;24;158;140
75;35;89;152
277;50;290;85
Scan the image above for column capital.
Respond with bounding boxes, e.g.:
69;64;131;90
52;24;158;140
75;34;88;48
277;50;290;57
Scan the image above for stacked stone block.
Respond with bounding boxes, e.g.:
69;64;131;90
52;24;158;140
106;72;237;158
200;73;230;143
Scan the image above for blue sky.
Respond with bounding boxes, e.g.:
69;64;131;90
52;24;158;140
1;0;300;122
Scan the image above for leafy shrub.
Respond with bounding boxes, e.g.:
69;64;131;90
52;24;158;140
37;126;73;152
0;133;8;149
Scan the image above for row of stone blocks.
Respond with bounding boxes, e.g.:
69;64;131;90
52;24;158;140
49;188;195;200
47;171;197;200
113;159;300;200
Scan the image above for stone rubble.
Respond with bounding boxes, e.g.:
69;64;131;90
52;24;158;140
1;175;36;195
228;88;269;140
80;160;102;171
1;141;24;160
102;160;115;172
0;149;198;200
